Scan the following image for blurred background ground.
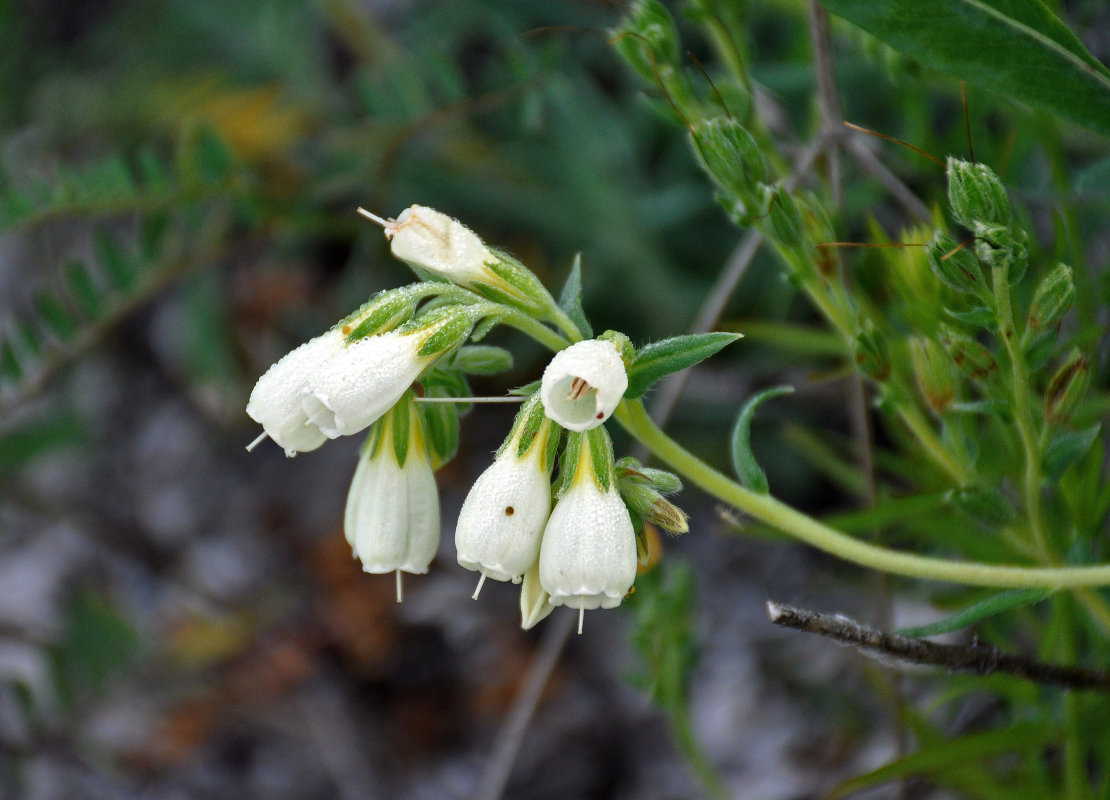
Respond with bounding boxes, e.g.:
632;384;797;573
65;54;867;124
2;1;1109;798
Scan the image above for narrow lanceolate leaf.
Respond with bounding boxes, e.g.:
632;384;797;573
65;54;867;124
558;254;593;339
1043;423;1102;483
33;292;78;341
896;589;1053;638
625;332;743;399
730;385;794;495
828;722;1055;800
820;0;1110;138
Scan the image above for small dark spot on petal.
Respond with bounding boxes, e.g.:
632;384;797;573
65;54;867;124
341;325;352;335
596;412;604;419
505;506;515;516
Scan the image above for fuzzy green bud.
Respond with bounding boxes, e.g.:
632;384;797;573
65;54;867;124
974;225;1029;285
598;329;635;369
854;326;891;381
763;184;804;245
947;157;1012;229
1029;263;1076;331
942;329;997;381
610;0;681;85
690;118;766;211
616;457;688;535
1045;349;1089;424
927;232;985;296
911;336;958;414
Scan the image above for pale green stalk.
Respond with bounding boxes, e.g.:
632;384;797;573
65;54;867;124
614;400;1110;589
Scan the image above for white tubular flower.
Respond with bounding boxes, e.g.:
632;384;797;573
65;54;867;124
385;205;496;288
540;339;628;432
539;430;637;615
301;324;443;440
455;397;557;588
246;328;345;456
344;396;440;580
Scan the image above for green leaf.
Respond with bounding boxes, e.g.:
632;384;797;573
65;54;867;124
558;253;593;338
625;332;742;399
419;400;459;466
509;379;542;396
829;722;1055;799
820;0;1110;138
451;345;513;375
951;484;1015;526
896;589;1053;638
945;305;996;327
1043;423;1101;482
64;260;103;318
33;292;78;340
730;385;794;495
94;229;135;291
587;426;614;491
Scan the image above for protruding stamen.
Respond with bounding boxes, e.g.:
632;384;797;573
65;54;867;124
395;570;404;603
472;573;487;600
245;431;269;452
357;207;391;229
567;377;591;401
577;607;585;635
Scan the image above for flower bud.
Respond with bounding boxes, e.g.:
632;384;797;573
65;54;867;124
610;0;681;84
854;326;891;381
928;232;985;296
947;157;1012;229
1028;263;1075;331
763;185;804;245
690;118;765;210
615;457;687;534
1045;349;1089;424
910;336;958;414
540;338;629;432
942;329;997;381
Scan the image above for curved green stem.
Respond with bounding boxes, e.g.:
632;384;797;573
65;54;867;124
614;400;1110;589
500;308;571;353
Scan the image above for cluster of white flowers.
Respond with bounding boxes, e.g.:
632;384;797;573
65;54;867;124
247;205;687;629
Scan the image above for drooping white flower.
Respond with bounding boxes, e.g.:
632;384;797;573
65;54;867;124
301;315;457;439
455;396;558;588
539;429;637;614
384;205;496;288
246;328;345;456
540;339;628;432
344;395;440;582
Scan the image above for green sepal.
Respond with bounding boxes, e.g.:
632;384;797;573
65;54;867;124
419;399;459;468
950;484;1015;526
1022;329;1058;375
484;251;556;313
543;420;564;475
928;232;986;297
416;310;475;358
470;314;501;342
558;254;593;339
509;379;542;397
947;158;1012;229
1045;349;1090;424
896;589;1053;638
1028;263;1075;331
730;385;793;495
450;345;513;375
555;432;583;498
586;426;615;493
616;461;688;535
616;457;682;494
391;392;413;467
498;394;546;460
625;332;743;399
610;0;681;84
344;287;422;342
1043;423;1101;483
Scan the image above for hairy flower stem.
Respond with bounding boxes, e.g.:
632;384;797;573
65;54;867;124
615;399;1110;589
992;265;1050;558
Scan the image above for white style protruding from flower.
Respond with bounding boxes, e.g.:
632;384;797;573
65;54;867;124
455;396;557;594
539;429;637;632
246;328;345;456
383;205;497;288
540;339;628;432
344;395;440;600
301;320;446;440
